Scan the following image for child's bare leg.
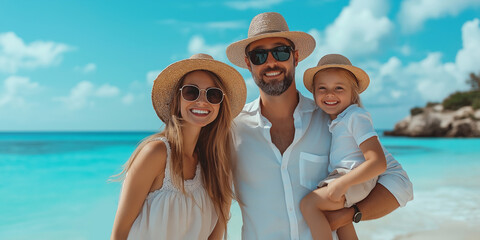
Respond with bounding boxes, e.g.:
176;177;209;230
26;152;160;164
300;187;345;240
337;222;358;240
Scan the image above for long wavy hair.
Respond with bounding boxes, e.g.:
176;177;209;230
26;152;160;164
113;70;234;238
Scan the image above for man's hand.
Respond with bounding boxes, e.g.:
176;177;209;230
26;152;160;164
324;206;354;230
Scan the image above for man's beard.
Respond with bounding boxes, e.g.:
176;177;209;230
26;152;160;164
253;66;294;96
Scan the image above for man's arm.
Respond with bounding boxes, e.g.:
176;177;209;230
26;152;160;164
324;183;399;231
325;144;414;230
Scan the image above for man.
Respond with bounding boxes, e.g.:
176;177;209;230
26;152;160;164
226;12;413;240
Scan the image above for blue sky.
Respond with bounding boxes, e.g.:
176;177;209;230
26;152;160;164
1;0;480;131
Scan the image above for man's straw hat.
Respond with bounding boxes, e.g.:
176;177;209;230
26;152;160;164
152;53;246;123
303;54;370;93
226;12;316;69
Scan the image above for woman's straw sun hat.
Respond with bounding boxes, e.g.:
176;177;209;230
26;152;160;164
303;54;370;93
152;53;247;122
226;12;316;69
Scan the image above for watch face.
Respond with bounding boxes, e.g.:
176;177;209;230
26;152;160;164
353;212;362;223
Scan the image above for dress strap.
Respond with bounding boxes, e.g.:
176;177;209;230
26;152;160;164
147;136;202;193
151;136;171;179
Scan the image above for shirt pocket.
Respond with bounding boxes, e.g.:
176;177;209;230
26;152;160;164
299;152;329;190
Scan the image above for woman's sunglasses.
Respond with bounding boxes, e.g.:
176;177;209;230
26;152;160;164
247;45;293;65
179;85;225;104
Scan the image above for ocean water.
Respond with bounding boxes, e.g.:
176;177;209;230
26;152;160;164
1;132;479;239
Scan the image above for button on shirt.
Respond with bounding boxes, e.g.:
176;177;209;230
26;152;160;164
232;93;413;240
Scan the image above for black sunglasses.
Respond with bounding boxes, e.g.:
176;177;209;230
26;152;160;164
179;85;224;104
247;45;293;65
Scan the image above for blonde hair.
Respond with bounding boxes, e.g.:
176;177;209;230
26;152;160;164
112;70;234;238
314;67;363;107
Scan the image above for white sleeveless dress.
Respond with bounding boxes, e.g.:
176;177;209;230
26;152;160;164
127;137;218;240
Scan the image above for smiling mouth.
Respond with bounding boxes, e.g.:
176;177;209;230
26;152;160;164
324;101;339;105
190;109;210;115
264;71;281;77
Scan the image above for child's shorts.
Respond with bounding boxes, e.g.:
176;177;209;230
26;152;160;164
317;168;377;208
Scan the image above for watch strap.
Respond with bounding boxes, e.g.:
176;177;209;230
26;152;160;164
352;204;362;223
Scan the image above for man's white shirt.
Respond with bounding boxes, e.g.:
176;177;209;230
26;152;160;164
232;93;413;240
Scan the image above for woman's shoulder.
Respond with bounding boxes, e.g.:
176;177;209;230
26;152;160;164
143;139;168;155
134;139;169;173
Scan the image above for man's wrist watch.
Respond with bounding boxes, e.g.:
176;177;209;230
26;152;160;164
352;204;362;223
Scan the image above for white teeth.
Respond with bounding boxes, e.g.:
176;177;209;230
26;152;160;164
265;71;281;77
191;109;209;114
325;101;338;105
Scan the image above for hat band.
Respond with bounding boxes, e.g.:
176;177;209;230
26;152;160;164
250;29;287;37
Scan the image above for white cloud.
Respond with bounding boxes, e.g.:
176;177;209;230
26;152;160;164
407;53;461;101
378;57;402;80
57;81;94;109
363;18;480;107
295;0;393;83
456;18;480;74
296;0;393;91
0;76;40;107
96;84;119;97
75;63;96;74
314;16;480;114
398;0;480;33
363;53;462;106
147;70;162;86
0;32;72;73
319;0;393;57
390;90;403;99
56;81;120;109
348;0;389;17
400;45;411;56
122;93;134;105
188;35;228;61
295;29;322;93
225;0;286;10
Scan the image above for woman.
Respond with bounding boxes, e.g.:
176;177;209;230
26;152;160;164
111;53;246;240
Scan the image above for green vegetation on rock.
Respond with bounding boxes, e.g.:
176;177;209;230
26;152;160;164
410;107;424;116
409;72;480;113
442;91;480;110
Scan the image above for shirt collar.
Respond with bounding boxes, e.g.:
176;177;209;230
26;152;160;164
329;104;358;127
244;92;318;125
246;91;317;113
297;92;318;113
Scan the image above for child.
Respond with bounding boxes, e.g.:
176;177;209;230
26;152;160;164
110;53;246;240
300;54;387;240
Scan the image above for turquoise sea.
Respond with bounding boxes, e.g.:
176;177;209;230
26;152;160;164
1;131;480;239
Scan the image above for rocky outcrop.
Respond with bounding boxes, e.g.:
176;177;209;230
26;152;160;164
384;105;480;137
